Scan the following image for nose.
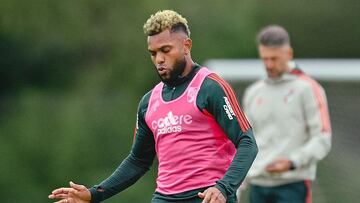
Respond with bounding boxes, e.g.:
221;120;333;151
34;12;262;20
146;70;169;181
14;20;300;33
264;59;275;70
155;52;165;65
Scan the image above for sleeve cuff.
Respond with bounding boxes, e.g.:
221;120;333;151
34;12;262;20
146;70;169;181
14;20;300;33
88;185;104;203
214;183;228;200
289;160;296;170
289;153;302;169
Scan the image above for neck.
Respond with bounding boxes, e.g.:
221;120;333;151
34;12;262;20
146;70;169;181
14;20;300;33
164;61;197;88
181;57;195;78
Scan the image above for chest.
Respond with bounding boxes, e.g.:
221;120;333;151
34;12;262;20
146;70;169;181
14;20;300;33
248;84;304;123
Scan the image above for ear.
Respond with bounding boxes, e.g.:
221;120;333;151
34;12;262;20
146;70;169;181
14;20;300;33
183;38;192;55
288;46;294;60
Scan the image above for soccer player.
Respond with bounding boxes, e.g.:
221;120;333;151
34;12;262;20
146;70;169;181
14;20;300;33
241;25;332;203
48;10;258;203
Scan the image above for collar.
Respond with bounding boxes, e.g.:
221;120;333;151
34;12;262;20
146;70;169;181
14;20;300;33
164;64;201;88
265;62;303;84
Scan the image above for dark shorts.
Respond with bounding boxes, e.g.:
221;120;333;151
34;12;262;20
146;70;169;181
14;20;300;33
249;180;312;203
151;187;238;203
151;192;202;203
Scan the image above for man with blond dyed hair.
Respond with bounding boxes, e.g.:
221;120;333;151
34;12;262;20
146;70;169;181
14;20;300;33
49;10;257;203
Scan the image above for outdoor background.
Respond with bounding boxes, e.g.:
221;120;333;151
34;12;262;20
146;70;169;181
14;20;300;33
0;0;359;202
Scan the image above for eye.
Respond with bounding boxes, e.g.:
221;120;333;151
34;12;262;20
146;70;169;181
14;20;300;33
161;46;171;53
149;51;156;56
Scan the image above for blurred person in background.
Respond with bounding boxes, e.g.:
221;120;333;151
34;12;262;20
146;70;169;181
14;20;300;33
49;10;257;203
239;25;332;203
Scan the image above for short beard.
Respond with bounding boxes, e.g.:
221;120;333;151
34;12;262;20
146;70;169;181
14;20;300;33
159;57;187;87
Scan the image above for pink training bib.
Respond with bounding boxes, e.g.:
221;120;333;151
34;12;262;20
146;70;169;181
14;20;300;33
145;67;236;194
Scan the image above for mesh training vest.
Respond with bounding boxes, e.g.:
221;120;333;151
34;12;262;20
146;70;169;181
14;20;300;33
145;68;236;194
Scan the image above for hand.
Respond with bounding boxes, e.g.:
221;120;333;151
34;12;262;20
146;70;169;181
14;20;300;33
265;158;292;173
198;187;226;203
48;181;91;203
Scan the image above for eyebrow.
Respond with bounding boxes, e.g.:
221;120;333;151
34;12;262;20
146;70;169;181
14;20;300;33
148;45;172;52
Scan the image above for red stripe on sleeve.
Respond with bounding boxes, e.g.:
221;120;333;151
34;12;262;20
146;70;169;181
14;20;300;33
208;73;251;132
299;75;331;133
133;126;137;143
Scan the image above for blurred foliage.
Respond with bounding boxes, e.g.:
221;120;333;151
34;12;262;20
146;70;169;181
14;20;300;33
0;0;359;202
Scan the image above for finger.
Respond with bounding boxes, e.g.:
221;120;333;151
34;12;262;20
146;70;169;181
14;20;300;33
51;188;73;195
209;198;217;203
54;199;69;203
70;181;86;191
198;188;208;199
54;188;78;198
202;191;213;203
266;163;279;172
198;192;205;198
49;194;69;199
266;167;276;172
266;162;276;169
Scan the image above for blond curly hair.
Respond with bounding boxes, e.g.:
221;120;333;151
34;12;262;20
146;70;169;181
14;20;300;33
143;10;190;36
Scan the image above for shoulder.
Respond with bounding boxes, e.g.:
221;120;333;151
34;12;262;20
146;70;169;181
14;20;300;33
293;73;325;94
196;74;231;108
202;74;224;90
202;73;235;93
244;80;266;99
138;89;153;114
196;75;227;107
139;81;163;106
246;80;265;91
199;73;240;103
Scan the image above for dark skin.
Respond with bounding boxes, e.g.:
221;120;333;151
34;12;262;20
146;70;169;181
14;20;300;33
49;29;226;203
148;29;194;84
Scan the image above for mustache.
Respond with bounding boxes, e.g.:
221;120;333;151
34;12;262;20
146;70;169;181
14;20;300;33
156;58;187;86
